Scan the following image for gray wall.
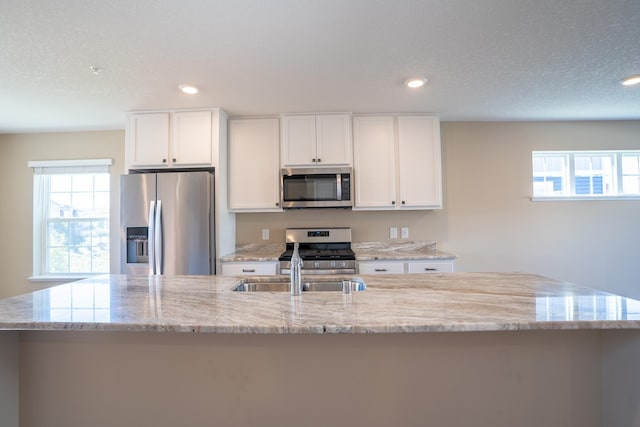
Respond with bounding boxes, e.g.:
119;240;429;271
19;330;602;427
236;121;640;299
1;121;638;300
0;131;125;299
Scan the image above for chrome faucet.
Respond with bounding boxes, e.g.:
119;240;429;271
290;242;303;296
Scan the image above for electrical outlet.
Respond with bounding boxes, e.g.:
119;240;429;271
389;227;398;239
261;229;270;240
401;227;409;239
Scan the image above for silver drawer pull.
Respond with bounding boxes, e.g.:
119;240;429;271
425;268;438;271
374;268;388;272
242;268;256;273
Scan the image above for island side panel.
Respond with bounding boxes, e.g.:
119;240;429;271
602;330;640;427
0;332;19;427
19;330;601;427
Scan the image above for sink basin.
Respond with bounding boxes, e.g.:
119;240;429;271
232;277;366;293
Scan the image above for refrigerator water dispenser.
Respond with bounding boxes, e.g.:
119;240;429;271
126;227;149;264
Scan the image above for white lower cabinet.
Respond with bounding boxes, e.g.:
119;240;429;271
220;262;279;276
358;260;455;274
406;260;455;274
358;261;405;275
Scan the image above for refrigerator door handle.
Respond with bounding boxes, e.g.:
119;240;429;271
148;201;156;274
155;200;163;275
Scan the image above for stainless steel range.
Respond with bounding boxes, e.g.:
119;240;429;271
279;228;356;275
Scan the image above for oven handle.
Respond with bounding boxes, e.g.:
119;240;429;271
336;173;342;201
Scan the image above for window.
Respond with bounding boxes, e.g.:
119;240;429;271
532;151;640;200
29;159;112;279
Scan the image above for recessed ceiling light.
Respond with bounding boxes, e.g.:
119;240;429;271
621;75;640;86
178;84;199;94
405;78;427;88
89;65;102;75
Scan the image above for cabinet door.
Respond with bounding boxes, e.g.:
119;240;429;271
358;261;405;274
229;118;281;211
315;114;352;166
406;260;455;273
397;116;442;209
353;116;396;209
220;262;278;276
128;113;170;167
280;115;316;166
171;111;213;166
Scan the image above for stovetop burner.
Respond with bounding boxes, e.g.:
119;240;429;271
279;248;356;261
278;227;356;274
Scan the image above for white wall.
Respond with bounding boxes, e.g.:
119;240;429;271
236;121;640;299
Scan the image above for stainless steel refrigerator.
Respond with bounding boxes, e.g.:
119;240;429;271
120;170;215;275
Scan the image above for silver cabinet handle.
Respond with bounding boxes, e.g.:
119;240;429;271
425;268;438;271
374;268;388;272
242;268;256;273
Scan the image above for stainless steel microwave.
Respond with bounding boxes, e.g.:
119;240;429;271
281;167;353;209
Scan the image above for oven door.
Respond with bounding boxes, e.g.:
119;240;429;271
281;168;352;209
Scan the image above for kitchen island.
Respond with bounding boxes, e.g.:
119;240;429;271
1;273;640;427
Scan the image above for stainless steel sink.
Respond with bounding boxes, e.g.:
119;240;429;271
232;277;366;292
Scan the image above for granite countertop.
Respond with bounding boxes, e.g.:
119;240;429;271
353;241;456;260
219;243;284;262
1;273;639;333
220;241;456;262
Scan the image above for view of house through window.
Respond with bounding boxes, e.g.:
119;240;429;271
532;150;640;199
30;159;112;277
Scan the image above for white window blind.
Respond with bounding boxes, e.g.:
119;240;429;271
29;159;112;279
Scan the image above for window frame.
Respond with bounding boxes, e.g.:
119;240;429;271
28;159;112;281
532;150;640;201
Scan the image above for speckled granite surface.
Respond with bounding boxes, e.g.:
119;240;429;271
220;241;456;262
352;241;456;260
219;243;284;262
1;273;639;333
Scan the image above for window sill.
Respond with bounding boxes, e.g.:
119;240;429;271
28;275;94;283
531;196;640;202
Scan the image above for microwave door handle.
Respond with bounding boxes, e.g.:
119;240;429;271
336;174;342;201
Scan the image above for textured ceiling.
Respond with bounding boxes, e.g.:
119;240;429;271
1;0;639;133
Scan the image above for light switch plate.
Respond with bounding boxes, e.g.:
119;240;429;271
262;229;270;240
401;227;409;239
390;227;398;239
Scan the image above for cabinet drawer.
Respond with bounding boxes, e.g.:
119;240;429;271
220;262;278;276
358;262;404;274
406;261;454;274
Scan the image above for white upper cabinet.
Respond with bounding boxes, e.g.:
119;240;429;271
171;111;212;166
126;110;214;169
280;114;352;167
397;116;442;209
353;115;442;210
127;112;171;167
228;118;282;212
353;116;396;209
